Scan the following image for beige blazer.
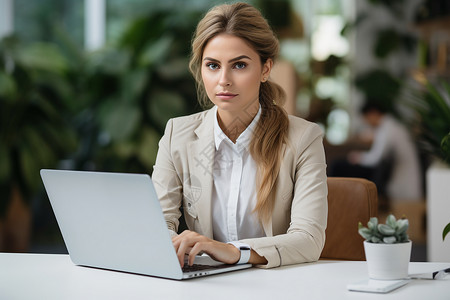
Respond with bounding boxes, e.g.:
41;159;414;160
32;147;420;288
152;108;328;268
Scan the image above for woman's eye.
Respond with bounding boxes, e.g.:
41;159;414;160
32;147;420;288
206;62;219;70
234;62;247;69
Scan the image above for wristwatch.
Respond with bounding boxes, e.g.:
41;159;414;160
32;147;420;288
228;241;251;264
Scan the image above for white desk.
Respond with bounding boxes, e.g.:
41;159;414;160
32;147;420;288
0;253;449;300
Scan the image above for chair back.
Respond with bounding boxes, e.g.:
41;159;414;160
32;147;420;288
321;177;378;260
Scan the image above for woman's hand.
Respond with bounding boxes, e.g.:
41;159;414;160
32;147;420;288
172;230;240;267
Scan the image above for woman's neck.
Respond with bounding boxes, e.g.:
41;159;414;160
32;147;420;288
217;107;259;143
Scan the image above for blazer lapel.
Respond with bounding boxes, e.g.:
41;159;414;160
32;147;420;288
187;108;216;238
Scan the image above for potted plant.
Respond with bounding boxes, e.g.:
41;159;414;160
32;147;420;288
358;214;411;280
410;80;450;261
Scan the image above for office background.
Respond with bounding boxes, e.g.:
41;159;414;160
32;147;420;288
0;0;449;260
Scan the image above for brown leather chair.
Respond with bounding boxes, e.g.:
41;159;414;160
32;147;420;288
320;177;378;260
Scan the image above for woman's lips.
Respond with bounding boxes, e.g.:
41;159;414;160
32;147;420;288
216;92;238;100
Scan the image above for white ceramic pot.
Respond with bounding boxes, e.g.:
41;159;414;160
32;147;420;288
364;240;412;280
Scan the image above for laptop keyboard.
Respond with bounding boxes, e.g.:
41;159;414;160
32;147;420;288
182;263;232;273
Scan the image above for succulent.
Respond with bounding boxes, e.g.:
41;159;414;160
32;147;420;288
358;214;409;244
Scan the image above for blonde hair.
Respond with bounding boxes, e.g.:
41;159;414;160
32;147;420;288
189;2;289;222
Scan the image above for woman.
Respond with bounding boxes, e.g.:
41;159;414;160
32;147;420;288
152;2;327;269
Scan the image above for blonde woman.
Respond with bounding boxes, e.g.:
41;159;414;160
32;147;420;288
152;2;327;269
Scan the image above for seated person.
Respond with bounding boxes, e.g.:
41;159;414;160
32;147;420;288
329;101;423;202
152;3;328;269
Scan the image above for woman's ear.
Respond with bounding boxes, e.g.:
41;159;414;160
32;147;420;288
261;58;273;82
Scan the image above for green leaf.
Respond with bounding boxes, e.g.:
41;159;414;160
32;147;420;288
443;222;450;241
100;99;142;142
441;133;450;163
426;82;450;122
87;48;130;75
358;227;372;240
386;214;397;228
22;125;56;168
121;69;149;101
138;35;173;67
367;217;378;230
397;232;409;243
370;236;381;243
17;43;69;75
378;223;396;235
383;236;397;244
148;90;186;128
0;71;17;99
396;219;409;234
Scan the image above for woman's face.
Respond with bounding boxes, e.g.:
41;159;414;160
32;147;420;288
201;33;272;115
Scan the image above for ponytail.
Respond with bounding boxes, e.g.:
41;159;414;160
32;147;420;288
250;80;289;222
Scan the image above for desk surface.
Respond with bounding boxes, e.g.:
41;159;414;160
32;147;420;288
0;253;449;300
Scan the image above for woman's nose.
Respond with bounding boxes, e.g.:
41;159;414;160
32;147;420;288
218;69;232;87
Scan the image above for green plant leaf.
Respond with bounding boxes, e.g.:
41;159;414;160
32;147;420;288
100;99;142;142
370;236;381;243
87;48;130;75
0;71;17;99
148;90;186;129
358;227;372;240
378;223;396;235
138;35;173;67
398;232;409;243
383;236;397;244
17;43;69;75
367;217;378;230
414;81;450;167
443;222;450;241
441;132;450;163
121;69;149;101
426;82;450;122
396;219;409;234
386;214;397;228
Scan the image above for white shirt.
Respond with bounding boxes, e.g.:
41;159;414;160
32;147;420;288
211;106;265;243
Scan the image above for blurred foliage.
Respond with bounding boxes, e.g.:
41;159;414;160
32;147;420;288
0;36;78;217
410;81;450;166
74;8;203;173
354;69;401;113
0;4;207;216
13;0;84;46
373;28;416;59
368;0;406;17
344;0;418;112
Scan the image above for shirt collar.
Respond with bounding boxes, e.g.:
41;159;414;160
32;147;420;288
214;105;261;151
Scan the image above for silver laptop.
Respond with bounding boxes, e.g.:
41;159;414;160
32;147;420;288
40;169;251;280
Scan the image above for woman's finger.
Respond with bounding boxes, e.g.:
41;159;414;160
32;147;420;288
173;230;203;267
